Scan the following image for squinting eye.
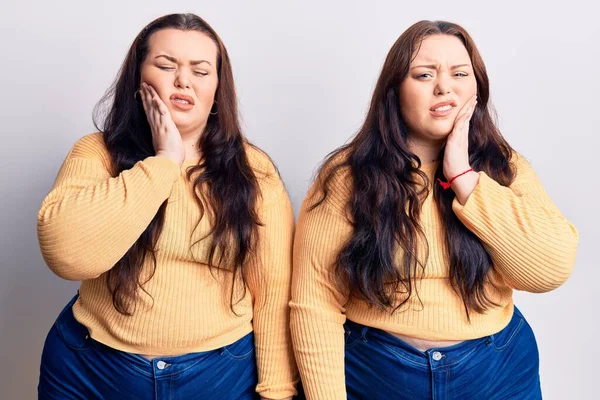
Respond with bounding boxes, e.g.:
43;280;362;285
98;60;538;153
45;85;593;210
194;71;209;76
455;72;468;77
157;66;175;71
418;73;433;79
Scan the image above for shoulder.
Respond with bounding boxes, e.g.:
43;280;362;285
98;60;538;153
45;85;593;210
244;142;279;180
510;151;530;169
508;151;538;185
243;142;287;203
306;149;353;214
67;132;111;162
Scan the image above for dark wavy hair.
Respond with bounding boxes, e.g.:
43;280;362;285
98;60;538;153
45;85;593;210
93;13;261;315
313;21;516;318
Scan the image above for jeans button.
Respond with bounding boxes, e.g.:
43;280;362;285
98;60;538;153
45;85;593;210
432;351;443;361
157;360;168;370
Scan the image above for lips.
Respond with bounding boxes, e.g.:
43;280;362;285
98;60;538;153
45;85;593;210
169;93;195;111
170;94;195;105
430;100;456;117
430;101;456;112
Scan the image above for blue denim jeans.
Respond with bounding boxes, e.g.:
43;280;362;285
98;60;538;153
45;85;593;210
344;307;542;399
38;295;259;399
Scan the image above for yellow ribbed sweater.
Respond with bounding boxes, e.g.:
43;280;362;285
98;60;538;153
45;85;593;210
38;133;298;399
290;155;579;400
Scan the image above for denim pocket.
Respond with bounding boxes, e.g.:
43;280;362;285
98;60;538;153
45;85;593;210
344;322;367;350
54;295;93;352
221;332;255;360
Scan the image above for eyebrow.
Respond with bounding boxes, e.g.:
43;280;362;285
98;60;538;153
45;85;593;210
155;54;212;66
411;63;471;70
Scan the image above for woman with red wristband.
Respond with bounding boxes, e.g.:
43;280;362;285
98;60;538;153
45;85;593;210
290;21;579;399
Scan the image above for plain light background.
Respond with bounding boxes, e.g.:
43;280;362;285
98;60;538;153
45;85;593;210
1;0;597;398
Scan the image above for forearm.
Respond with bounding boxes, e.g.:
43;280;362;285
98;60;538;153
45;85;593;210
452;171;579;292
38;156;180;280
251;184;299;398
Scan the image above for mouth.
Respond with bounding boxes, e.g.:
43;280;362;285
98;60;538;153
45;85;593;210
430;101;456;112
169;94;195;105
429;100;457;118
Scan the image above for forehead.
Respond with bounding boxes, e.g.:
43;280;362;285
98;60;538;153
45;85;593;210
411;34;471;65
147;28;218;64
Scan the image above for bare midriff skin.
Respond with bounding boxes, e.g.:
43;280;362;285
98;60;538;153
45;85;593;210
140;353;186;360
388;332;464;352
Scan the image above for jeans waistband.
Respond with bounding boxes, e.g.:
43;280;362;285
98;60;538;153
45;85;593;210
345;306;522;369
57;293;255;378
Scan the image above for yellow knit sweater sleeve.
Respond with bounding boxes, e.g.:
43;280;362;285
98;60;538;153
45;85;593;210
246;150;299;398
37;133;181;280
290;173;352;400
452;154;579;292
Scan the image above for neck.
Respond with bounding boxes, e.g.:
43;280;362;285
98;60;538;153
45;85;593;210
407;136;444;165
179;126;205;160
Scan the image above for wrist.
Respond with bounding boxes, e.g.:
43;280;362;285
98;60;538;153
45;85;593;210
438;167;473;190
443;162;472;180
452;171;479;205
155;151;184;167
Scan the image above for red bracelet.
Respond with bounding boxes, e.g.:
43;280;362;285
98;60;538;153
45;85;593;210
437;168;474;190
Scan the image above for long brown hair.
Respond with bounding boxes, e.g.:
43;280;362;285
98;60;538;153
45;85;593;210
313;21;515;318
93;13;261;315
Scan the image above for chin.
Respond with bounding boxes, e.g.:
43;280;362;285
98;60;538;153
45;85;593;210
174;119;204;135
171;113;191;124
428;124;454;138
424;128;452;140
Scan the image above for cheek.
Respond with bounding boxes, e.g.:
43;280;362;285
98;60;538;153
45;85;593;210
192;82;218;112
400;85;429;114
460;78;478;97
470;77;478;93
400;98;428;127
140;67;157;87
400;104;419;125
140;69;170;101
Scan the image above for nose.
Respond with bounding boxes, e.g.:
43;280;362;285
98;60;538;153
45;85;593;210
434;73;451;96
174;70;191;90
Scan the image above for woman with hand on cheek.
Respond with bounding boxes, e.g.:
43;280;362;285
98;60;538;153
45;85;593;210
291;21;578;400
38;13;298;400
